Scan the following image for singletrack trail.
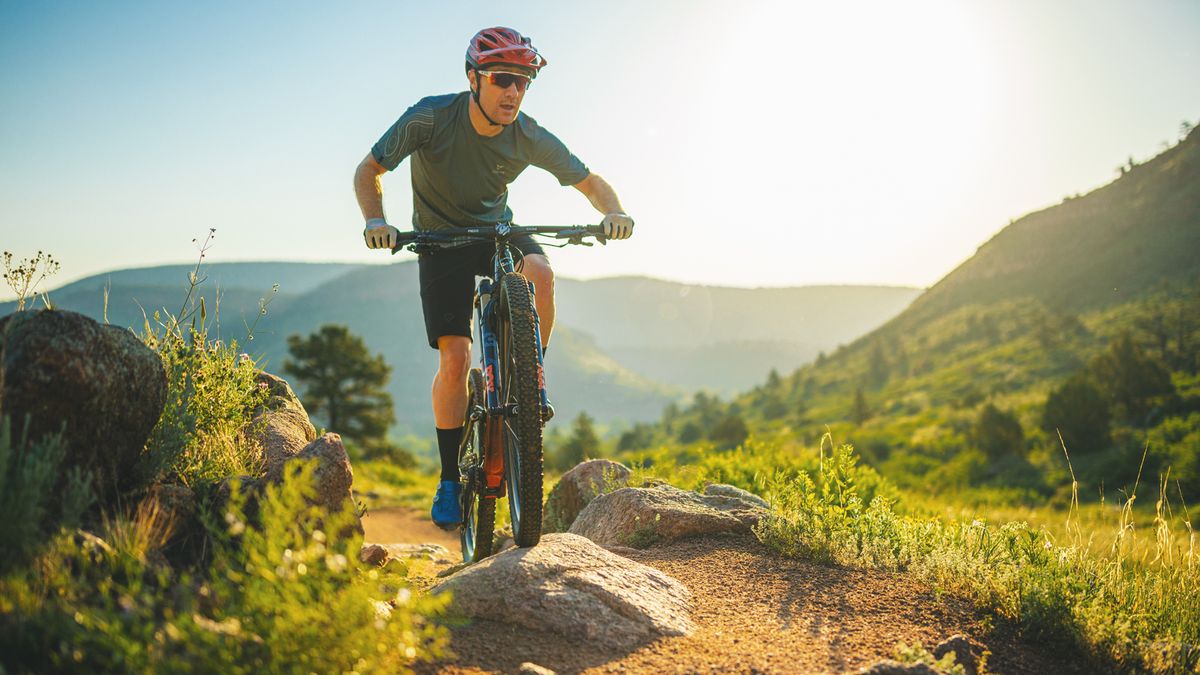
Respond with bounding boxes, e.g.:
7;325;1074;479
366;508;1085;674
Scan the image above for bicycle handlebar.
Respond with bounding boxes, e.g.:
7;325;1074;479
389;224;608;255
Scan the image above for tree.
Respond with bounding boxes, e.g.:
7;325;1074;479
970;403;1025;459
850;387;870;426
1042;374;1111;454
678;421;703;444
709;412;749;450
1089;332;1176;423
617;423;655;453
283;324;394;446
553;411;599;471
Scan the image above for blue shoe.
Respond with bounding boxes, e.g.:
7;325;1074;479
431;480;463;529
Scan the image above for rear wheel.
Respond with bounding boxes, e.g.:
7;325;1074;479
497;273;544;547
459;368;495;562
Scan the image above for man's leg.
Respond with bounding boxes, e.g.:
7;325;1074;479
521;253;555;348
432;335;472;478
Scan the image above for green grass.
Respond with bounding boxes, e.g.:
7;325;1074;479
0;462;448;673
752;440;1199;674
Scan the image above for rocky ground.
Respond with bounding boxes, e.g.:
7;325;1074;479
363;507;1088;675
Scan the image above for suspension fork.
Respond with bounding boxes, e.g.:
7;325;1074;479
475;278;505;494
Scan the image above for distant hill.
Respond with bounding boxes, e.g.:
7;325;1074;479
556;278;920;393
7;266;918;432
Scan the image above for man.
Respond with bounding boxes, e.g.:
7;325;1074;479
353;27;634;527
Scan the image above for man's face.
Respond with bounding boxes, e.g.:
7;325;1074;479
470;65;532;125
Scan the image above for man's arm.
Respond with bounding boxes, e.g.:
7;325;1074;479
573;173;634;239
354;152;388;221
354;152;398;249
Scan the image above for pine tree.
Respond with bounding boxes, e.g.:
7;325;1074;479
850;387;870;426
283;324;394;447
554;411;599;471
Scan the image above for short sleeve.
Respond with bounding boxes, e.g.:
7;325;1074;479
371;100;435;171
529;126;590;186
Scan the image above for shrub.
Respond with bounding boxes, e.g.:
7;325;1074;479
0;461;448;672
1042;374;1111;454
0;416;94;570
140;325;268;487
970;403;1025;459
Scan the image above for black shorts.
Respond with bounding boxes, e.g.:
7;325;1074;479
418;236;546;349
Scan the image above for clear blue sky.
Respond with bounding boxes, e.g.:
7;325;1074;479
2;0;1198;295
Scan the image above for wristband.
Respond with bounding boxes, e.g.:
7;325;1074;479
365;218;388;230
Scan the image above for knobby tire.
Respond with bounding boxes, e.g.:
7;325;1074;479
498;272;544;547
460;368;495;561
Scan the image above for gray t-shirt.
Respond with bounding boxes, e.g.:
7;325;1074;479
371;92;590;231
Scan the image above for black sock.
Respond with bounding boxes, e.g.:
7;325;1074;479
437;427;464;482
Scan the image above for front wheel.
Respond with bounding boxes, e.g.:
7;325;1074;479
459;368;495;562
497;273;545;547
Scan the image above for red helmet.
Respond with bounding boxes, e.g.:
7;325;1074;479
466;27;547;76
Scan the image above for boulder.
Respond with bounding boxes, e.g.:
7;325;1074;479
703;483;769;509
568;483;766;548
0;309;166;500
543;459;631;533
251;372;316;468
264;433;356;519
217;433;361;535
432;532;693;649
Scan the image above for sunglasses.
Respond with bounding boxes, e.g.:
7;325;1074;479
478;70;532;92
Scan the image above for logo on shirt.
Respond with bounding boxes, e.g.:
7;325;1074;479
493;163;506;174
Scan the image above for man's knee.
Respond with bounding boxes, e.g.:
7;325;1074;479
522;254;554;297
436;336;472;381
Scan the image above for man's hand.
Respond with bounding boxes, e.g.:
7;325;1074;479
601;213;635;240
363;218;399;249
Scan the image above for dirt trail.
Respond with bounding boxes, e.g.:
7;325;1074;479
367;508;1086;674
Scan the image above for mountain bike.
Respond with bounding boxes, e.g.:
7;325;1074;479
392;223;607;561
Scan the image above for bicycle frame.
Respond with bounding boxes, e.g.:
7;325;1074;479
474;228;550;496
393;221;605;538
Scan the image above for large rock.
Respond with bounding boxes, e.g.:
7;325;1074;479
432;532;693;649
0;309;166;499
703;482;769;509
543;459;631;533
252;372;316;469
568;483;766;548
218;432;361;535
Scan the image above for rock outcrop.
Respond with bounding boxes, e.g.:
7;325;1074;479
218;432;362;535
703;482;769;509
543;459;630;533
433;532;693;649
250;372;316;467
0;309;166;500
568;483;767;548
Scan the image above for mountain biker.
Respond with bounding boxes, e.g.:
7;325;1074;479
353;27;634;528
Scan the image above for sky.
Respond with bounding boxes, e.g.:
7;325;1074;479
1;0;1198;296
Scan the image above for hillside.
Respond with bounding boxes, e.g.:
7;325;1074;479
557;278;919;393
896;128;1200;328
629;128;1200;501
13;262;917;432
